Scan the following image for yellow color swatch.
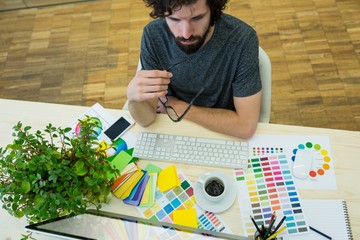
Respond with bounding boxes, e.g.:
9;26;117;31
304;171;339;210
113;168;144;199
157;165;180;192
173;208;198;228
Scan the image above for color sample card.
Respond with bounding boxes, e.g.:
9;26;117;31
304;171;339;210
249;134;336;190
137;171;230;233
234;155;309;237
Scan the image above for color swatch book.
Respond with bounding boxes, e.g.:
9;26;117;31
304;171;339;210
283;199;353;240
249;134;336;190
234;154;309;238
137;170;232;234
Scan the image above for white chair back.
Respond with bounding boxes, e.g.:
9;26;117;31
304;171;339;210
258;46;272;123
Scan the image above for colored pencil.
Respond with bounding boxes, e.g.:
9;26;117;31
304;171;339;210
250;215;262;234
269;211;276;224
263;216;277;239
309;226;332;240
272;215;286;233
265;225;286;240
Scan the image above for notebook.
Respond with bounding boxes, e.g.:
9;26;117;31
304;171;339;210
283;199;353;240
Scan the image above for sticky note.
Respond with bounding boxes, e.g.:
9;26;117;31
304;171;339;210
125;148;139;163
145;163;162;173
107;151;133;179
112;151;133;171
173;208;198;228
125;147;134;156
158;165;180;192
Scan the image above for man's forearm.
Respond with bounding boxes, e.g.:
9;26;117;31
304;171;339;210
185;106;258;139
128;100;157;127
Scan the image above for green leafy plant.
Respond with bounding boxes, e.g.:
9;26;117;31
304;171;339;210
0;117;119;226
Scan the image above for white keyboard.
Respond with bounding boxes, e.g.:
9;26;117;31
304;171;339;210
133;132;249;169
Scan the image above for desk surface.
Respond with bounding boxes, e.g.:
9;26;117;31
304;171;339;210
1;99;359;239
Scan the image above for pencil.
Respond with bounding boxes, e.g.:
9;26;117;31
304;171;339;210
269;211;276;224
250;215;262;235
263;216;277;239
265;225;286;240
309;226;332;240
272;215;286;233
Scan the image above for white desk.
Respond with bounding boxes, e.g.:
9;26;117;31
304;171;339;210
1;99;359;239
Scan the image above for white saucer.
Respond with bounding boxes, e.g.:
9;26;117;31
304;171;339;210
194;171;237;213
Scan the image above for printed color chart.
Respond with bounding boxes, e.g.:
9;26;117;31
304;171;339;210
137;171;230;233
249;134;336;190
234;155;309;237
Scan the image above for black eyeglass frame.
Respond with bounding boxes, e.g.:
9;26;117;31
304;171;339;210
153;59;204;122
159;86;205;122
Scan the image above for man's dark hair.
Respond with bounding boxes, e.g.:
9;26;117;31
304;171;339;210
144;0;229;26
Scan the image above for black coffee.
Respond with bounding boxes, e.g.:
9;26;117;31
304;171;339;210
205;179;225;196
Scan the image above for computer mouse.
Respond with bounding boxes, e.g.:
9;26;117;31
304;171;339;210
292;150;313;179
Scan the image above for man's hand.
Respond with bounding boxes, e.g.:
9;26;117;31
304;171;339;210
126;70;172;102
157;96;187;114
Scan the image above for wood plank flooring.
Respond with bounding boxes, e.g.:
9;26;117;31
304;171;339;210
0;0;359;131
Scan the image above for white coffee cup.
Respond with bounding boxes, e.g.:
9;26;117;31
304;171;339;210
198;172;227;202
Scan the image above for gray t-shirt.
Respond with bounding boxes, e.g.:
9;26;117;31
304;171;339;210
140;13;261;110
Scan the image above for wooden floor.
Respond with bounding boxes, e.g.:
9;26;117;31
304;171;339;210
0;0;359;131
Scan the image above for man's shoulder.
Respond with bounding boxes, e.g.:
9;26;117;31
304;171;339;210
144;18;166;31
219;13;256;34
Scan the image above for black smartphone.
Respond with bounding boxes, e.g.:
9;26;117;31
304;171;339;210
104;116;134;140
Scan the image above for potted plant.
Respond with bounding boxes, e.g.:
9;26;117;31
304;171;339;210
0;117;119;237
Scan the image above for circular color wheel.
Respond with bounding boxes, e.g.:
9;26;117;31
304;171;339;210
75;116;103;137
291;142;331;178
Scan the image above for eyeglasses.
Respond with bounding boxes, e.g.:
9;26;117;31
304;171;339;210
159;86;205;122
159;60;204;122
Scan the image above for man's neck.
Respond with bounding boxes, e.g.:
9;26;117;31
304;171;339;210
201;24;215;48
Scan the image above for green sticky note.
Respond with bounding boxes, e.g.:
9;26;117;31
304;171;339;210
145;163;162;173
106;154;116;162
113;151;133;171
107;151;133;178
125;148;134;156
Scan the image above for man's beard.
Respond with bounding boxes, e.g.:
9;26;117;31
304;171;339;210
175;25;211;54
